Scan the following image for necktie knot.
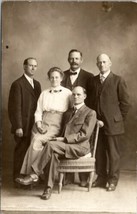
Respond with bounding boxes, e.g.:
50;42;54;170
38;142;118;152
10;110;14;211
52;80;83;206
69;71;77;75
100;75;105;84
72;106;77;115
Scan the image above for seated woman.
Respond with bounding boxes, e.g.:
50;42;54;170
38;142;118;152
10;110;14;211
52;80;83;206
18;67;72;176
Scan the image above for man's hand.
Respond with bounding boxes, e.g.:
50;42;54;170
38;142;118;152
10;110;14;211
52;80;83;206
15;128;23;137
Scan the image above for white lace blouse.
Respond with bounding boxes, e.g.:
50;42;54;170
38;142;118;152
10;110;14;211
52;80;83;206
34;86;72;122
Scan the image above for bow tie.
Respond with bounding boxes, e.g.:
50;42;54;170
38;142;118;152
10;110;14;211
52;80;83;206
49;89;62;93
69;71;77;75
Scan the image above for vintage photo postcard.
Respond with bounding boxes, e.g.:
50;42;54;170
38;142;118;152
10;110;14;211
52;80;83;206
1;1;137;214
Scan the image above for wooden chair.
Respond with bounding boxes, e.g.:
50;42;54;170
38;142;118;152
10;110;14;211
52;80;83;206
57;120;104;193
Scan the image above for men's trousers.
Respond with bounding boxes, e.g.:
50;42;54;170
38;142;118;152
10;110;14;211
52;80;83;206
32;141;66;189
14;135;31;180
95;129;123;185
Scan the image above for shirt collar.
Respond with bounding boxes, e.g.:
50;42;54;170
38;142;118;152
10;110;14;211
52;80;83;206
70;67;80;75
74;102;84;110
24;73;33;82
100;70;111;79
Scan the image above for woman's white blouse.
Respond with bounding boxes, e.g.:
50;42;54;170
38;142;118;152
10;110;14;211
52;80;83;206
35;86;72;122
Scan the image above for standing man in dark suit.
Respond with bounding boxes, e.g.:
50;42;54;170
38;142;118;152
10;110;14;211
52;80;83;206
8;57;41;183
16;86;97;200
90;53;130;191
62;49;94;107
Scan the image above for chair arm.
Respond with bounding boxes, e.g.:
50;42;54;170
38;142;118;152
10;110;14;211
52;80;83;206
97;120;104;128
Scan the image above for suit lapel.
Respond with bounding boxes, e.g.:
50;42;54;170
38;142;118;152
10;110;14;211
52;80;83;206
77;69;83;85
68;105;86;123
96;72;113;95
100;72;113;94
22;75;37;98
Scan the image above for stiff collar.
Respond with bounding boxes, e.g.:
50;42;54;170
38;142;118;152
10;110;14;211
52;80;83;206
74;102;84;110
100;70;111;79
24;73;33;82
70;67;80;75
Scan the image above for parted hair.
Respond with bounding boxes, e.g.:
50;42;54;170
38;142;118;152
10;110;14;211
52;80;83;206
23;57;37;65
47;67;64;79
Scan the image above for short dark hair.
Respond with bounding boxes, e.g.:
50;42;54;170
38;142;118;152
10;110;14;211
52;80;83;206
47;67;64;79
23;57;37;65
73;86;87;95
68;49;83;58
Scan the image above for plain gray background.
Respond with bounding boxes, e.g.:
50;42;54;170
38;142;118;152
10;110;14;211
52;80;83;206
2;1;137;174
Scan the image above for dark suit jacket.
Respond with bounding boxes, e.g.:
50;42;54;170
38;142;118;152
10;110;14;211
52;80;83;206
61;69;94;106
8;75;41;136
61;104;96;158
90;72;130;135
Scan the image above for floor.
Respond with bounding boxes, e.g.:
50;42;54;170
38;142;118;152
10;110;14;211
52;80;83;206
1;170;136;214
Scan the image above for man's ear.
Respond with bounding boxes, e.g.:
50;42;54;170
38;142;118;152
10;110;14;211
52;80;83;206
81;57;83;63
84;94;87;100
110;61;112;67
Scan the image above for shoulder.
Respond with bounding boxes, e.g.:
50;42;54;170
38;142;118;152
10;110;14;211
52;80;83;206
10;75;24;88
34;78;41;85
80;69;94;77
110;72;125;85
64;69;69;73
63;70;70;75
93;74;99;79
40;88;49;95
83;105;96;115
60;86;72;94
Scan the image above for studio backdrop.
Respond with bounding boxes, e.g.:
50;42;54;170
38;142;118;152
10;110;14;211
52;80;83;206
2;1;137;174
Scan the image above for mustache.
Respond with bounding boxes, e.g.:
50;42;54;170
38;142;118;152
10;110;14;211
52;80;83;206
71;63;78;66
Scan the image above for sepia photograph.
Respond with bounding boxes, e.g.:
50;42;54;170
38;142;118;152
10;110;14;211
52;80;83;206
1;1;137;214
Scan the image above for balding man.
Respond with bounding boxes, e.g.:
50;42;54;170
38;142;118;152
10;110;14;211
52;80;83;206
16;86;96;200
89;54;130;191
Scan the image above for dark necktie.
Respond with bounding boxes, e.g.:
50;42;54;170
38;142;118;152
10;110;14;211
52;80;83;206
69;71;77;75
71;107;77;117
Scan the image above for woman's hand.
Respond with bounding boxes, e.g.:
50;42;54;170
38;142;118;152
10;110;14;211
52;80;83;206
36;121;47;134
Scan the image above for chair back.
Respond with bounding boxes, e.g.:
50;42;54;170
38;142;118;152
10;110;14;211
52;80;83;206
90;120;104;158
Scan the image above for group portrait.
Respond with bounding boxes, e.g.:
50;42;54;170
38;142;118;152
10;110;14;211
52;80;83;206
1;1;137;214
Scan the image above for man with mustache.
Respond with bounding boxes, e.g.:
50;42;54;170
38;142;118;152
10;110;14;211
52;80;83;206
62;49;94;107
62;49;94;186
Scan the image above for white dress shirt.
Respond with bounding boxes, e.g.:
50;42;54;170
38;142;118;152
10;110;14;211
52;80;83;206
24;73;34;88
70;68;81;84
100;70;111;82
74;102;85;113
35;86;72;122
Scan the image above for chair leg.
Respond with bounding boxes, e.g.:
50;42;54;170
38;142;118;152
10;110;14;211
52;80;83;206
88;171;94;192
58;172;64;194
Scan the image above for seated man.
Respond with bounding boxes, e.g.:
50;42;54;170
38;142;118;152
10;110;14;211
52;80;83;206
16;86;96;200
